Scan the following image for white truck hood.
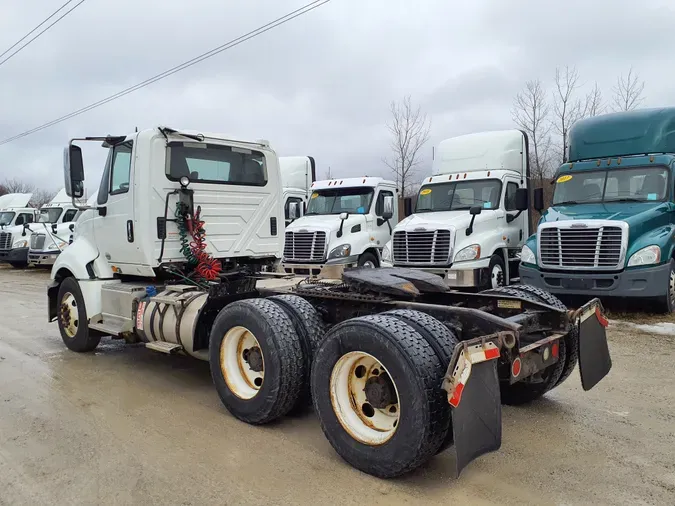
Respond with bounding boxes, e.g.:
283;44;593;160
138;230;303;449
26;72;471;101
286;213;367;234
397;210;480;232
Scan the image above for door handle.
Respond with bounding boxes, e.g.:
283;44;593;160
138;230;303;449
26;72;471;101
127;220;134;243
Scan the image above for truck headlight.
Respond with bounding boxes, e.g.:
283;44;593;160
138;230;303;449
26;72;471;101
454;244;481;262
521;245;536;265
12;239;28;248
381;242;392;262
627;245;661;267
328;244;351;259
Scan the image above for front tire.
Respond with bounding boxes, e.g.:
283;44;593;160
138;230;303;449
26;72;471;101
209;298;305;425
56;277;100;352
358;252;378;268
655;260;675;314
485;254;506;289
311;315;448;478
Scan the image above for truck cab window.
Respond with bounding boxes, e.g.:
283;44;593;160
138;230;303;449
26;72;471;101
16;213;33;225
375;190;394;216
167;142;267;186
416;180;502;213
110;142;133;195
62;209;78;222
504;182;519;211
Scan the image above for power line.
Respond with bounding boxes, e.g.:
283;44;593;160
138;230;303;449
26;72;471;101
0;0;87;68
0;0;330;147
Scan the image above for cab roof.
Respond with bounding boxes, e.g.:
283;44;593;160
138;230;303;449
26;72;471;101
568;107;675;162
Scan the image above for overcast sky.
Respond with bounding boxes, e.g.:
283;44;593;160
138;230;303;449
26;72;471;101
0;0;673;193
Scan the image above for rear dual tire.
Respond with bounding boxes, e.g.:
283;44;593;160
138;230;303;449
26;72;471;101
312;313;457;478
482;284;573;404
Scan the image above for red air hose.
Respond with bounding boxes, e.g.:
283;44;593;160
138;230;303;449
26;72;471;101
186;206;221;281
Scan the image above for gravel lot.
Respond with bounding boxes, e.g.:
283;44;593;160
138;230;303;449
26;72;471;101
1;265;674;505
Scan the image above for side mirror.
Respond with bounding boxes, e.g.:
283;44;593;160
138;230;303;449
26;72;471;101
515;188;529;211
337;212;349;238
533;188;544;212
469;205;483;216
64;144;85;199
51;223;58;233
289;202;299;220
69;223;75;232
382;196;394;220
339;212;349;221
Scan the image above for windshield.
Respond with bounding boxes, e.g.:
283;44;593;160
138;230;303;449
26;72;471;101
553;167;670;205
415;179;502;213
0;211;15;226
38;208;63;223
306;188;374;215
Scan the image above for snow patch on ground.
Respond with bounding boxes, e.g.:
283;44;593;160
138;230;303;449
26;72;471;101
610;320;675;336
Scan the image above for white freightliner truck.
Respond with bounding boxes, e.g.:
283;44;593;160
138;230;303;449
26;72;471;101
381;130;532;290
0;192;38;268
280;155;315;227
49;125;613;479
281;177;398;277
27;189;82;267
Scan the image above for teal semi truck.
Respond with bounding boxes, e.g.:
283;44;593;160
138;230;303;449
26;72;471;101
520;107;675;312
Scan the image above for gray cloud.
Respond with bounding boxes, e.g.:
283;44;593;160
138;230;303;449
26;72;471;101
0;0;673;193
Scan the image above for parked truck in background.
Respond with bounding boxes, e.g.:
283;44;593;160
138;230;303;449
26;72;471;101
281;177;398;276
280;155;315;227
381;130;531;290
520;107;675;312
47;125;612;479
27;189;87;267
0;193;38;268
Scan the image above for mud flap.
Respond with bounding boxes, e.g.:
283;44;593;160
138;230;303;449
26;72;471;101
451;359;502;476
442;339;503;476
577;300;612;391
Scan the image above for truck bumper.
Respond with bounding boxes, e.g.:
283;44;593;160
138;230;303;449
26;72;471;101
0;247;29;264
28;250;60;266
401;259;490;288
282;255;360;278
519;262;671;298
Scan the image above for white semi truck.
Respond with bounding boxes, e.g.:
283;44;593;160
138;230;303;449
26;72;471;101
48;125;612;479
382;130;531;289
281;177;398;277
0;193;38;268
280;156;315;227
27;189;81;267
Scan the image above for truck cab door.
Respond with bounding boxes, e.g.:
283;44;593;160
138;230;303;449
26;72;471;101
373;189;396;248
92;140;140;269
503;178;526;249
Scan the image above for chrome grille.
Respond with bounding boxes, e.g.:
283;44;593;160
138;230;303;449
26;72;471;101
392;230;451;265
31;234;46;250
539;225;624;269
0;232;11;250
283;231;327;262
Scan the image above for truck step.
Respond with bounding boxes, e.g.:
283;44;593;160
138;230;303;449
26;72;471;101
145;341;183;354
89;315;129;336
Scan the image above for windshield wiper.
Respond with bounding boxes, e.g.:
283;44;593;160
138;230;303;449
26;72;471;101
554;200;581;206
604;197;646;203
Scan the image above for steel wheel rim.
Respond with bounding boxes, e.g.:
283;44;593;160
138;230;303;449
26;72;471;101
221;326;264;400
59;292;78;338
491;264;505;289
362;260;375;268
669;269;675;308
330;351;400;445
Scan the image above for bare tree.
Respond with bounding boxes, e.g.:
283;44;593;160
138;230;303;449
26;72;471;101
0;183;7;196
512;79;553;183
552;66;587;163
1;178;35;194
612;67;645;112
383;95;431;197
584;82;605;117
30;189;57;208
